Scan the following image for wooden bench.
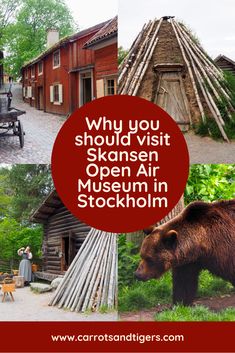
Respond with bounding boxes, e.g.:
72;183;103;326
2;283;15;302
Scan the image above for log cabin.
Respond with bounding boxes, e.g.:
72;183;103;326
31;190;91;281
21;17;118;115
214;55;235;76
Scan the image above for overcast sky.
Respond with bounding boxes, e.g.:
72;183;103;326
65;0;117;29
119;0;235;60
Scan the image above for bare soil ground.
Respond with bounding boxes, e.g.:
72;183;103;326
119;294;235;321
184;132;235;164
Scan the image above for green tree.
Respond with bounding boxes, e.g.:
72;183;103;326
5;164;53;222
4;0;77;76
0;0;21;48
118;46;129;65
0;167;13;218
0;217;42;264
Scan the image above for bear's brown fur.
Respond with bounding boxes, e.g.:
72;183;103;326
135;199;235;305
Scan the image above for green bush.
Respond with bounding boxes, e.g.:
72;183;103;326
185;164;235;204
195;112;235;141
119;274;172;312
118;234;140;288
198;271;234;297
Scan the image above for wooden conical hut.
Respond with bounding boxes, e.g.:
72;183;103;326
119;17;235;141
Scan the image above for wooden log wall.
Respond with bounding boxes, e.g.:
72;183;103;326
216;58;235;76
43;206;91;274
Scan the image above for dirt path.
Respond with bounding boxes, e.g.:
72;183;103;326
119;294;235;321
185;131;235;164
0;287;117;321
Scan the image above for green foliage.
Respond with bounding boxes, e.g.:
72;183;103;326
196;71;235;140
118;46;129;65
0;217;42;263
119;270;234;313
185;164;235;204
154;305;235;321
198;271;234;297
195;114;235;140
1;164;54;223
119;274;172;312
223;71;235;105
3;0;77;76
118;234;140;288
0;169;13;218
0;0;21;48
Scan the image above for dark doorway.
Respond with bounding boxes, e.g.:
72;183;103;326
80;71;92;106
38;86;43;110
61;232;76;272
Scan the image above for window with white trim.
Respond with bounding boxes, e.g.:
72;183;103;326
31;65;35;78
32;86;35;99
53;50;60;69
27;86;32;98
50;84;63;104
38;61;43;75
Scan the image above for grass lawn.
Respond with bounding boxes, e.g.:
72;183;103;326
119;271;235;320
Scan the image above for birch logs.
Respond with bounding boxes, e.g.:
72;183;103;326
49;229;117;312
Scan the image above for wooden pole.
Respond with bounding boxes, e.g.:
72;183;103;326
49;229;118;312
171;19;205;122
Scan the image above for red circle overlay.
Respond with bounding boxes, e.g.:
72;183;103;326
51;95;189;233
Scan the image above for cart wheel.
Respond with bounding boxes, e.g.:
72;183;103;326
18;120;24;148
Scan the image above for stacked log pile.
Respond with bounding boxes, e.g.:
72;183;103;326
49;229;117;312
119;17;235;141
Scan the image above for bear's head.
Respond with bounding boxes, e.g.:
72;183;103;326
134;227;178;281
135;201;213;281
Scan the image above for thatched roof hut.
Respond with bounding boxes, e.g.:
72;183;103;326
119;17;235;141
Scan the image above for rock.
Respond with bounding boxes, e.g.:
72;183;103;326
30;282;52;293
51;277;63;290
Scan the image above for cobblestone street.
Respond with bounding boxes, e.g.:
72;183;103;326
0;83;65;164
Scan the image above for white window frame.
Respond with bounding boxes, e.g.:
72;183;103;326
27;86;32;98
31;65;35;78
53;50;60;69
50;84;63;105
32;86;35;100
38;61;43;76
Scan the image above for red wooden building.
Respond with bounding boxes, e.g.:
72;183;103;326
84;16;118;98
21;18;117;115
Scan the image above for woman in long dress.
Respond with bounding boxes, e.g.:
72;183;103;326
18;246;33;285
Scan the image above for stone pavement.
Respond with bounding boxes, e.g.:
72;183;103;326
0;83;65;164
0;286;117;321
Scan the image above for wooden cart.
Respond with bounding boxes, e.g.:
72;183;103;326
0;95;25;148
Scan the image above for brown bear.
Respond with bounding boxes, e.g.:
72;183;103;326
135;199;235;305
